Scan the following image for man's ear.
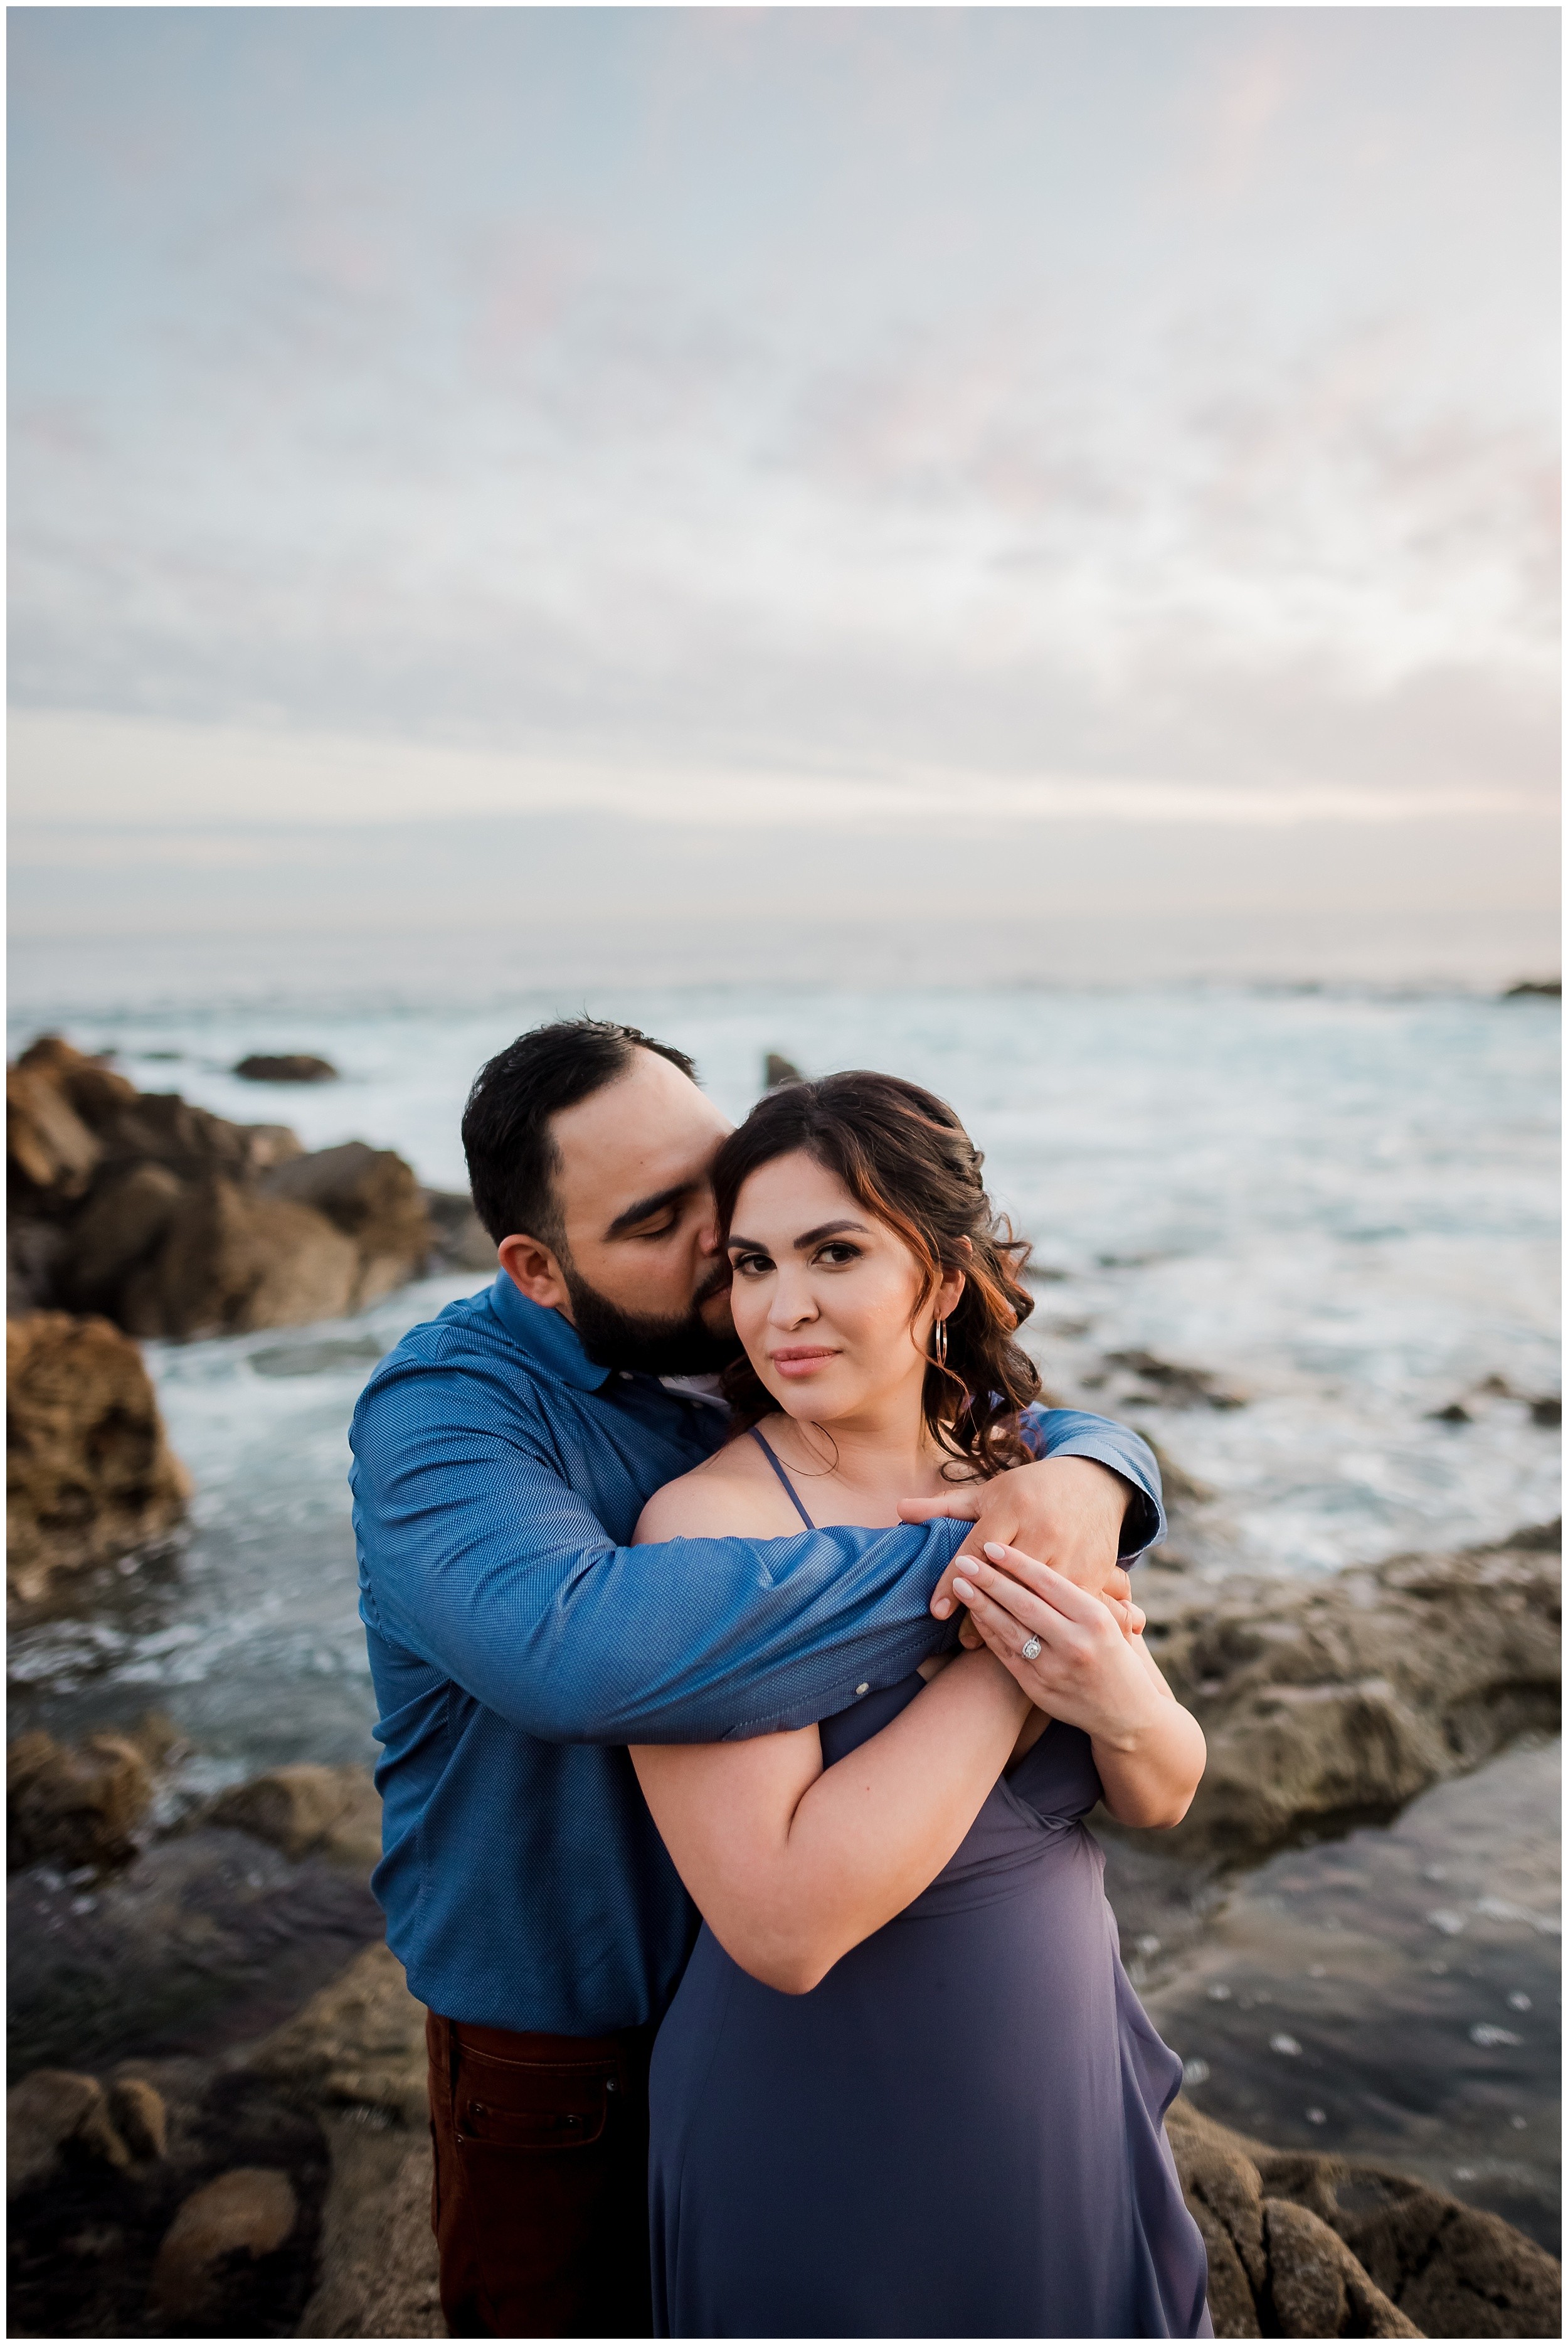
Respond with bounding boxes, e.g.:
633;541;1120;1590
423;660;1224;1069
498;1233;573;1318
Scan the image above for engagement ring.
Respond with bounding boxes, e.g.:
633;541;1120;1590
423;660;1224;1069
1020;1635;1042;1661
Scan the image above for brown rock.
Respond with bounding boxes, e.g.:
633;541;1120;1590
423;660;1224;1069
8;2068;130;2197
107;2074;169;2162
1264;2195;1422;2336
423;1187;497;1272
6;1311;192;1611
1142;1534;1560;1862
8;1065;102;1201
1288;2160;1564;2341
120;1176;361;1339
234;1053;339;1083
261;1142;434;1302
60;1162;187;1313
1165;2098;1560;2340
16;1036;140;1128
243;1941;428;2124
297;2120;443;2339
8;1725;154;1868
210;1762;382;1873
149;2166;298;2321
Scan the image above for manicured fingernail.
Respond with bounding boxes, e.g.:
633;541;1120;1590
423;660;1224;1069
983;1542;1008;1562
951;1578;976;1602
932;1597;952;1619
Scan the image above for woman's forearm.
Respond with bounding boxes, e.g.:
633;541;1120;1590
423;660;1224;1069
1092;1672;1206;1827
633;1649;1029;1994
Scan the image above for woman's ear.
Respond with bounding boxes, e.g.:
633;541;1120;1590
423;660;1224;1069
935;1248;968;1321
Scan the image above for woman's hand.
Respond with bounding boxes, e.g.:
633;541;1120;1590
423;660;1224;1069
950;1543;1205;1829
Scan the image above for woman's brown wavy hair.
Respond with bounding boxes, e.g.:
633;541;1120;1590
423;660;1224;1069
711;1070;1041;1481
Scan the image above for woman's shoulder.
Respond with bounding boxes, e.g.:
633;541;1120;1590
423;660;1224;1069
633;1424;798;1543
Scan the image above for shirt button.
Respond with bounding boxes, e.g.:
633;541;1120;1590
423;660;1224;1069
856;1683;869;1696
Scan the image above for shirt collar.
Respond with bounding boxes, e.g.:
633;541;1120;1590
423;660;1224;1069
487;1270;613;1393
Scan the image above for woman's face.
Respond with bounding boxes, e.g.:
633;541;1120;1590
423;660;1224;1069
725;1149;963;1427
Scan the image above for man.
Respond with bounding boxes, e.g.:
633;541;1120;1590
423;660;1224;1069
349;1018;1165;2339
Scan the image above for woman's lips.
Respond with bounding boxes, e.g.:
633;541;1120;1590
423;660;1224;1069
769;1348;839;1380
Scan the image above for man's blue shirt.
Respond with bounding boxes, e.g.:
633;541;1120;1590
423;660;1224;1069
348;1270;1165;2036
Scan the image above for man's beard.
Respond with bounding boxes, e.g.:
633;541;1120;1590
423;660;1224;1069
562;1261;739;1377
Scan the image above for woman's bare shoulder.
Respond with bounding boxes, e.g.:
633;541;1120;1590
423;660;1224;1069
633;1431;798;1544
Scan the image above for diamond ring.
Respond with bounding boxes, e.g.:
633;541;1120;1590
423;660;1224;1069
1020;1635;1042;1662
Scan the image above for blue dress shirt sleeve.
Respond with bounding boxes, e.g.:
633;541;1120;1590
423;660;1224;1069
350;1360;1163;1748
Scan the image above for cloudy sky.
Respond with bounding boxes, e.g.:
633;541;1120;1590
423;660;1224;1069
9;8;1560;986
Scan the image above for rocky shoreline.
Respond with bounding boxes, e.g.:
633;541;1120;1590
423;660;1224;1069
6;1032;1560;2336
8;1523;1560;2337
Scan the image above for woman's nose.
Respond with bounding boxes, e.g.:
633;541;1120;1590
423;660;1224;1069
770;1275;817;1327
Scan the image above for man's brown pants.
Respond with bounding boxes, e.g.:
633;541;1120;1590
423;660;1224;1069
426;2010;655;2337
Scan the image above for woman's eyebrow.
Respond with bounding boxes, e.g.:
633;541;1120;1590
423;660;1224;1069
726;1218;870;1253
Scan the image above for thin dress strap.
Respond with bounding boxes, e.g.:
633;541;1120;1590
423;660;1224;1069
748;1427;817;1530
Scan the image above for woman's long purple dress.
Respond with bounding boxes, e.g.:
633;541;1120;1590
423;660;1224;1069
649;1672;1212;2337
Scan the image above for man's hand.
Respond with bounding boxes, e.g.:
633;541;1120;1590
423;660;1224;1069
901;1457;1145;1636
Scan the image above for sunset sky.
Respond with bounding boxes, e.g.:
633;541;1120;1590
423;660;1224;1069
9;8;1559;985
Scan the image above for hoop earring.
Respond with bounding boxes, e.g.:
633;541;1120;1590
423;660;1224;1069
931;1316;948;1369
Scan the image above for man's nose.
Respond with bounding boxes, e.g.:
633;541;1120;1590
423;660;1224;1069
695;1201;721;1257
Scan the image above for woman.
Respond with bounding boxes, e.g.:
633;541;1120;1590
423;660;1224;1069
632;1072;1211;2339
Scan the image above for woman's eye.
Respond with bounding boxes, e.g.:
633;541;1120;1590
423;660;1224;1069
817;1243;862;1267
732;1252;772;1277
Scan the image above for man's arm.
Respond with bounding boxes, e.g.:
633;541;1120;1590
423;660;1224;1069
349;1359;1163;1749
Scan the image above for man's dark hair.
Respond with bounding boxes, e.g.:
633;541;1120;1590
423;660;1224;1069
462;1018;698;1248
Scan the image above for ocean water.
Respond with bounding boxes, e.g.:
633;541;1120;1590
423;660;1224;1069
6;977;1560;2238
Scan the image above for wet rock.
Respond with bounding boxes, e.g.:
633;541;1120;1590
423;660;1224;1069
1140;1531;1560;1863
147;2165;299;2323
8;1037;435;1336
234;1053;339;1083
8;2068;130;2198
8;1723;159;1869
297;2120;443;2338
243;1941;428;2125
120;1176;362;1339
1165;2100;1561;2339
209;1763;382;1873
423;1185;496;1272
109;2074;169;2161
6;1311;192;1612
7;2057;327;2339
59;1161;189;1312
14;1034;142;1122
765;1052;804;1087
1502;979;1559;998
1263;2194;1422;2336
1105;1348;1247;1410
7;1064;102;1203
260;1142;434;1304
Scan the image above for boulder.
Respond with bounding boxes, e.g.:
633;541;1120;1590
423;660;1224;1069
14;1036;140;1128
299;2124;443;2338
107;2073;169;2162
7;1065;102;1203
260;1143;434;1302
8;1725;154;1869
6;1312;192;1612
148;2165;299;2323
242;1940;428;2125
1165;2099;1561;2339
7;2068;130;2198
8;1036;437;1336
765;1052;804;1088
209;1763;383;1873
234;1053;339;1083
1140;1531;1560;1863
423;1186;497;1272
58;1162;188;1314
120;1177;361;1339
